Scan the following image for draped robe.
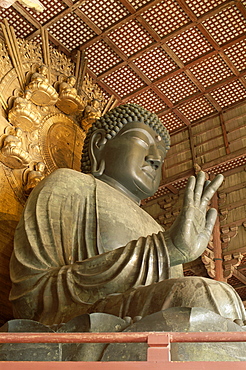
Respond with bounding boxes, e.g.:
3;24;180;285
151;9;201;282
10;168;245;325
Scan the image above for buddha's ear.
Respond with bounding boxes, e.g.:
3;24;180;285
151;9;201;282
89;129;107;177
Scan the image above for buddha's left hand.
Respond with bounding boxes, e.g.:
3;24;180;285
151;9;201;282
164;171;224;266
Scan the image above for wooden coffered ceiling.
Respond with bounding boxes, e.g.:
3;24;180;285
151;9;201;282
0;0;245;134
0;0;245;209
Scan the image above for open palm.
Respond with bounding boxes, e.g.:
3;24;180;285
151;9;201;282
166;171;224;265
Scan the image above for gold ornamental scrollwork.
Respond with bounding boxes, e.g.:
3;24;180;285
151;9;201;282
26;65;59;106
40;113;86;173
0;19;111;199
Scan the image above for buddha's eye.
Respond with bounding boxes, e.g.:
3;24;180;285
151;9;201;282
132;136;149;148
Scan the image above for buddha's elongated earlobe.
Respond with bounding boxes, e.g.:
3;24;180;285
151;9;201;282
89;129;107;177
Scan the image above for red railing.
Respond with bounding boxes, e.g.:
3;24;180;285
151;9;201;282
0;331;246;369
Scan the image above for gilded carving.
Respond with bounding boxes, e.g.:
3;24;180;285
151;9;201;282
81;98;104;131
49;47;74;77
23;161;46;194
40;113;85;173
56;76;86;115
26;65;58;106
0;20;108;200
0;41;12;78
8;90;42;131
0;126;31;168
17;39;43;66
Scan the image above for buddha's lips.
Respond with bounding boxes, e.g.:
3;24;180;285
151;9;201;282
142;167;156;180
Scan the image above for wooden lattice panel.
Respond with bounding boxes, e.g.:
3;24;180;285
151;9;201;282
210;80;246;108
20;0;67;25
235;286;246;301
86;40;122;76
227;275;243;287
146;186;171;201
185;0;228;17
166;26;214;64
108;19;154;57
79;0;129;31
160;111;185;133
171;178;189;190
48;12;97;51
126;89;167;112
189;54;233;88
157;72;199;103
208;156;246;175
224;39;246;72
202;5;246;46
128;0;152;10
178;96;215;121
102;65;146;97
132;47;178;81
141;0;190;38
0;7;35;38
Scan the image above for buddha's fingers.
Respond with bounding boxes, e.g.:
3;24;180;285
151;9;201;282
205;208;218;235
194;171;206;207
183;176;196;207
200;174;224;211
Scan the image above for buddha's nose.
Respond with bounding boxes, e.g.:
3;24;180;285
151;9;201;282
145;155;162;170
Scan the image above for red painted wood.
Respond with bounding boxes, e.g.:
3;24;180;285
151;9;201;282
147;333;170;362
0;331;246;343
0;361;246;369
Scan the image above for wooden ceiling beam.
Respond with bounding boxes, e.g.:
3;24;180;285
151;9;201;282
77;0;163;50
12;3;40;29
122;69;246;114
219;112;230;155
236;0;246;18
188;125;196;166
173;109;191;126
239;77;246;90
102;36;128;60
162;146;246;181
136;15;161;42
75;8;102;34
11;3;72;56
25;0;87;39
118;0;135;14
220;199;246;211
150;86;173;108
97;32;245;86
76;0;236;51
87;68;121;100
204;93;222;112
175;0;197;22
233;269;246;286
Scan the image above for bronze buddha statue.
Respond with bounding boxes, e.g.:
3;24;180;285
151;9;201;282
8;104;246;361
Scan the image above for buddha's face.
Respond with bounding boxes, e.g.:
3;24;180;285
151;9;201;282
97;121;167;201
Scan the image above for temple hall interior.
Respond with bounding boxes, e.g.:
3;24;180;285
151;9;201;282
0;0;245;352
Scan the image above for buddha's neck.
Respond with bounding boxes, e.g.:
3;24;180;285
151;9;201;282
98;174;141;205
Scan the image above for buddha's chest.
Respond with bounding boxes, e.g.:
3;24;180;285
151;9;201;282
96;181;163;252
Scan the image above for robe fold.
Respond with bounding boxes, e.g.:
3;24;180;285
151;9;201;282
10;169;170;325
10;168;246;326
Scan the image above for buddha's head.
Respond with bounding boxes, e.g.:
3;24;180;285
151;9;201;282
81;104;170;202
